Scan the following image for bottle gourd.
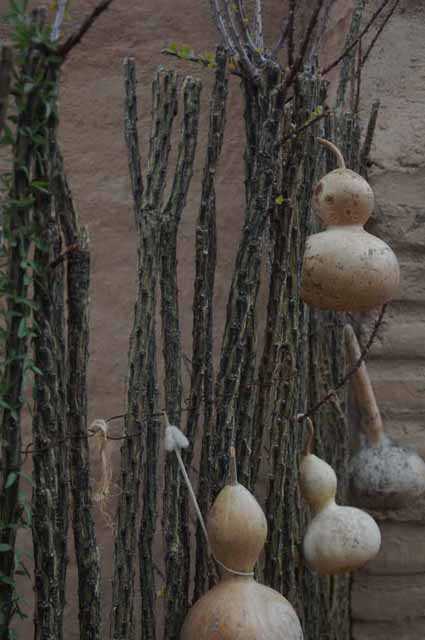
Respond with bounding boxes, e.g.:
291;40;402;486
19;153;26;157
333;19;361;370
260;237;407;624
300;421;381;575
345;324;425;510
181;449;303;640
301;138;399;312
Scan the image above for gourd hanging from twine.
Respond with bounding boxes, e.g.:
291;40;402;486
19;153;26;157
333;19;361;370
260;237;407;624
300;418;381;575
344;324;425;510
300;138;400;312
164;415;303;639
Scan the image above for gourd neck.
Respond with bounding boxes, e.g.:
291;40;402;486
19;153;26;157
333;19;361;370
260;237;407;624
312;496;336;515
344;324;384;448
325;223;364;231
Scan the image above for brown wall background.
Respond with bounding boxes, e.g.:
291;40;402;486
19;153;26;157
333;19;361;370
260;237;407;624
1;0;423;637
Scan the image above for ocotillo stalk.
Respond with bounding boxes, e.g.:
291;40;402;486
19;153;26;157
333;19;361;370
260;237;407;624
344;324;383;448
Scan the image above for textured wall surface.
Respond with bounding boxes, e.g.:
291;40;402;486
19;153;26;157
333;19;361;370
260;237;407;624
352;2;425;638
0;0;423;637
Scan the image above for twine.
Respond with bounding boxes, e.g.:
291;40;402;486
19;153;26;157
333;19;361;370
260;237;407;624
163;414;255;578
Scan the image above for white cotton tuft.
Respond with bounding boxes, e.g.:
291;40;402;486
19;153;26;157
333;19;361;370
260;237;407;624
165;425;190;452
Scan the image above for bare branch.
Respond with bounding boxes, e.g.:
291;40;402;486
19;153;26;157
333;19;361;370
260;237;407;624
50;0;69;42
298;304;387;421
253;0;264;49
209;0;237;55
361;0;401;68
58;0;115;61
322;0;392;75
0;46;13;134
235;0;258;53
287;0;296;68
360;99;380;176
124;58;143;218
284;0;325;91
222;0;259;79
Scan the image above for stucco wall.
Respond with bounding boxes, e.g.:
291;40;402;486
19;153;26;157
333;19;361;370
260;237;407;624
351;2;425;637
1;0;423;637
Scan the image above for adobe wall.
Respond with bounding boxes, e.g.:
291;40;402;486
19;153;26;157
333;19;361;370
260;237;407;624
1;0;423;637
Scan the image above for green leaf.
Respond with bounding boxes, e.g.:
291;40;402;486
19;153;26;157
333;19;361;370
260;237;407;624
178;45;192;59
17;317;27;338
275;195;285;205
0;544;12;552
5;472;17;489
0;574;15;586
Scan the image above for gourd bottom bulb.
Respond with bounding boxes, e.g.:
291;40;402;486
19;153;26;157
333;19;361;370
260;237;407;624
303;503;381;575
350;441;425;510
181;577;303;640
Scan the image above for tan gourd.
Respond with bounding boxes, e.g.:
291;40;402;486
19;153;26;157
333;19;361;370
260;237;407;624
300;420;381;575
345;324;425;510
181;449;303;640
300;138;399;312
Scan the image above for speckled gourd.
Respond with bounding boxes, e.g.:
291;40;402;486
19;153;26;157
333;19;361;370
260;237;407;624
300;138;399;312
181;450;303;640
345;324;425;510
300;421;381;575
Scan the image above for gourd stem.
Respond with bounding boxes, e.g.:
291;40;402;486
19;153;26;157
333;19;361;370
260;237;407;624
304;418;314;456
227;446;238;485
344;324;384;447
317;137;346;169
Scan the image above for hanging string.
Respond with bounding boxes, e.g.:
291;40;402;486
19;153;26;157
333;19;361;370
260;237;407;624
163;415;254;578
16;304;386;461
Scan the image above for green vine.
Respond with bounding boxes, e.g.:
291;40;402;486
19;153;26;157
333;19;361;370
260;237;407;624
0;2;60;636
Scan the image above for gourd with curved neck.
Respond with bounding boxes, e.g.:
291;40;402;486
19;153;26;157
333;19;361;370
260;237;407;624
300;138;399;312
345;324;425;510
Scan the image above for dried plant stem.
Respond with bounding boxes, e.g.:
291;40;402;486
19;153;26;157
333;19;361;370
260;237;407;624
322;0;391;75
58;0;116;61
160;77;201;640
187;48;227;599
31;53;68;640
53;143;101;640
0;46;13;133
360;100;380;176
213;67;284;488
0;10;51;634
111;63;178;640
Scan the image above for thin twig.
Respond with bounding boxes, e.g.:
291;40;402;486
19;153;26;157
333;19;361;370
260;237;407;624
253;0;264;50
0;46;13;134
287;0;296;68
322;0;392;75
284;0;325;91
360;0;401;68
57;0;115;61
281;106;329;143
354;39;362;113
359;99;380;176
298;304;387;422
51;0;69;42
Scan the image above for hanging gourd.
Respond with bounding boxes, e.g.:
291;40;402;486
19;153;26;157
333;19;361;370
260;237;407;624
181;448;304;640
300;138;399;312
300;419;381;575
344;324;425;510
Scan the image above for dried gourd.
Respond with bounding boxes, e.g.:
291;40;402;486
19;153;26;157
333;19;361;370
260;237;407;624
345;324;425;510
181;450;303;640
301;138;399;312
300;420;381;575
